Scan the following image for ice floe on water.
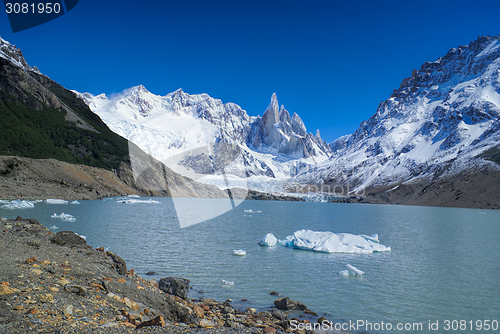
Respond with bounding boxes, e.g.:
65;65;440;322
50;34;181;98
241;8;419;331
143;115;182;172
128;194;141;198
244;209;261;213
1;200;35;209
46;199;68;204
258;233;278;247
260;229;391;254
232;249;246;256
71;200;80;205
117;198;161;204
222;279;234;286
340;264;364;277
51;213;76;222
49;225;59;230
346;264;364;276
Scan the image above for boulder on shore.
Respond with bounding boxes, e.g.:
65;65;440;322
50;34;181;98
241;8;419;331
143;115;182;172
274;296;307;310
158;277;190;299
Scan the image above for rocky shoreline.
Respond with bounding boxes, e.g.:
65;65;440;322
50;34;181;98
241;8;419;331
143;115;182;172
0;217;336;334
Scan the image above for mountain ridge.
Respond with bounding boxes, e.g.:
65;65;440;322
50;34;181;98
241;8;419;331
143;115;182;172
77;85;332;193
294;35;500;200
0;36;229;200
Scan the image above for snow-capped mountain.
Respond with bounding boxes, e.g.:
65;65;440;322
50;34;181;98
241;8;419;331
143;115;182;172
295;35;500;193
0;37;41;74
76;87;332;191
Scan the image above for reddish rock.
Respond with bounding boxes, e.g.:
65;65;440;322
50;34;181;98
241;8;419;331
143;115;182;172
193;305;205;318
25;257;37;263
264;326;277;333
136;316;165;328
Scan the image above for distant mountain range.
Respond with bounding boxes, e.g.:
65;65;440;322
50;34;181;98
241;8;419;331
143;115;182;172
2;34;499;209
76;87;332;192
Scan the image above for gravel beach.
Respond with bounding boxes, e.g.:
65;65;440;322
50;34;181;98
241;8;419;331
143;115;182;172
0;217;327;334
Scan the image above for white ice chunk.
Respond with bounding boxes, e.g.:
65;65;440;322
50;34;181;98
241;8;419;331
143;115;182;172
70;201;80;205
346;264;364;276
46;199;68;204
259;233;278;247
117;199;161;204
339;270;350;277
49;225;59;230
244;209;261;213
128;194;141;198
222;279;234;285
232;249;246;256
279;229;391;254
1;200;35;209
51;212;76;222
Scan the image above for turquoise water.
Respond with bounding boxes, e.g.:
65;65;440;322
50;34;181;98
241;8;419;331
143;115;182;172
2;198;499;333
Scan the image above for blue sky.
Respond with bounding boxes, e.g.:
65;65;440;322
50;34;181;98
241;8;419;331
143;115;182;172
1;0;499;142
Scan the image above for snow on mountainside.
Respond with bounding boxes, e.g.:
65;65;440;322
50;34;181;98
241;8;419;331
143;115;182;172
0;37;41;74
295;35;500;193
76;87;331;192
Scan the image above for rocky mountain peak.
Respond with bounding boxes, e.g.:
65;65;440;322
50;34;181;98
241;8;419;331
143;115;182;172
296;36;500;194
0;37;41;74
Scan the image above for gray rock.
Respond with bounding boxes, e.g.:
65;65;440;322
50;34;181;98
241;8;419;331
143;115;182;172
51;231;87;248
106;251;127;276
270;307;288;320
158;277;190;299
274;297;307;311
222;305;235;314
257;311;272;318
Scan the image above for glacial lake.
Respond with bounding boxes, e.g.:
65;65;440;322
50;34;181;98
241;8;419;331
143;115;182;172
1;197;499;333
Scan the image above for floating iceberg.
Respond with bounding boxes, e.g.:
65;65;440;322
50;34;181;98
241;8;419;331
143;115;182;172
222;279;234;286
258;233;278;247
1;200;35;209
49;225;59;230
232;249;246;256
70;201;80;205
46;199;68;204
128;194;141;198
340;264;364;277
244;209;261;213
346;264;364;276
51;212;76;222
117;199;161;204
278;229;391;254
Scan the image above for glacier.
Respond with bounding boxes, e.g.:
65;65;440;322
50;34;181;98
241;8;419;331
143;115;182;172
75;87;332;194
71;35;500;200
